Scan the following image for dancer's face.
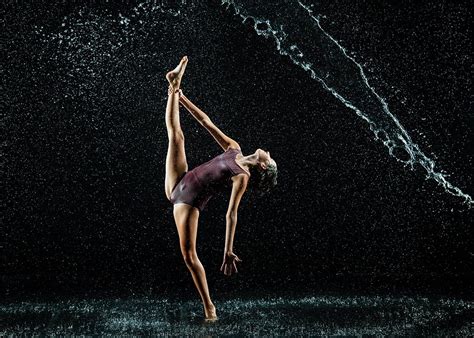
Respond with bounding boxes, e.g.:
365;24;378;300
255;148;275;170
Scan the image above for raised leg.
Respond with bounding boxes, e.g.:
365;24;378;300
164;57;189;200
165;88;188;200
174;203;218;320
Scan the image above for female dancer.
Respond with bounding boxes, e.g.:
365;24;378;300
164;56;278;321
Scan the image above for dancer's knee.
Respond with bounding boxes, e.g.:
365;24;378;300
182;250;198;267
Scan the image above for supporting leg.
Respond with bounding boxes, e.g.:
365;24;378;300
174;204;217;320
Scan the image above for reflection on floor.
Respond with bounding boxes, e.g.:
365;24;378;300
1;293;472;335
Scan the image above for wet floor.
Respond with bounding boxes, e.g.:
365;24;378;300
1;292;472;336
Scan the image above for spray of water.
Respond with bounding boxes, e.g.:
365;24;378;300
221;0;472;207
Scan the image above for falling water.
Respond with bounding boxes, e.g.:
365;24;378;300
27;1;472;207
221;0;472;207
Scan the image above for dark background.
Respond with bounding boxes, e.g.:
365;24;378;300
2;1;472;299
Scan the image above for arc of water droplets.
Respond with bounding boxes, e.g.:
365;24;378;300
221;0;472;207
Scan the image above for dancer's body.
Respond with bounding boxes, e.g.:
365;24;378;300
164;56;278;321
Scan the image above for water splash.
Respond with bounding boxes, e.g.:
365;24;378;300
29;1;185;137
1;296;471;335
34;2;183;100
221;0;472;207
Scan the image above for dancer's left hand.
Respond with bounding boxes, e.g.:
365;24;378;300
168;86;183;96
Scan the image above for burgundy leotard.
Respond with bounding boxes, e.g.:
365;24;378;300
170;148;250;212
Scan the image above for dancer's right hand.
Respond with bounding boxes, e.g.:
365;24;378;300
220;251;242;276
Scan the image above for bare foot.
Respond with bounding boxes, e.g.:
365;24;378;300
166;56;188;89
204;303;218;321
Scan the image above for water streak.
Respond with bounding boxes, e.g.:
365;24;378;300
221;0;472;206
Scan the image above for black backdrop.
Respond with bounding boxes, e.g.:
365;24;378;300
3;1;472;298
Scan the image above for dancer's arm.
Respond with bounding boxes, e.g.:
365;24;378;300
224;176;248;250
221;176;247;276
179;93;239;151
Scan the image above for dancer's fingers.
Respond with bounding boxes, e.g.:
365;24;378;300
233;261;238;273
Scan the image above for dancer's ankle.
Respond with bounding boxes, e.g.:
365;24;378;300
168;85;180;95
